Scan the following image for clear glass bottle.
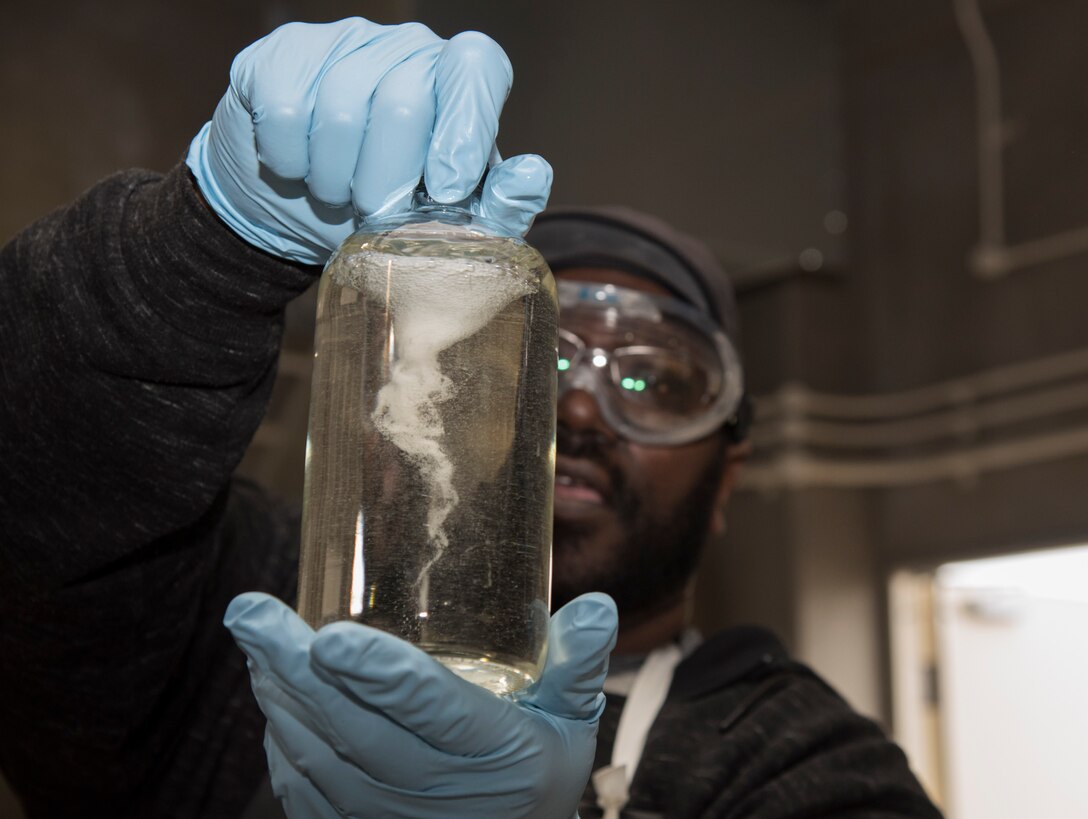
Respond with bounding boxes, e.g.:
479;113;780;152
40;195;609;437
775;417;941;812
298;186;557;696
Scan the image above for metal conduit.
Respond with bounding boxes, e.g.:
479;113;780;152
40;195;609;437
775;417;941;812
953;0;1088;277
742;425;1088;491
754;346;1088;422
743;346;1088;489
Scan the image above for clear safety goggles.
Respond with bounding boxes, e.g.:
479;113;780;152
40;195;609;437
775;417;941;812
557;280;745;446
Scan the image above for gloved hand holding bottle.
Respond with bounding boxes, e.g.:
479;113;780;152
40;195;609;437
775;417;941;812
186;17;552;262
190;16;599;818
225;591;617;818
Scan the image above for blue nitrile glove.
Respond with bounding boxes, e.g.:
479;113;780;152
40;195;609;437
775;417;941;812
186;18;552;264
224;592;617;819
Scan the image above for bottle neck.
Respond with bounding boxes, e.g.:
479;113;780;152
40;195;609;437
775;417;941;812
356;177;514;239
411;186;476;223
406;178;516;239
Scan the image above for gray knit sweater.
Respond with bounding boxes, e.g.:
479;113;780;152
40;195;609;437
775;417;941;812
0;164;308;817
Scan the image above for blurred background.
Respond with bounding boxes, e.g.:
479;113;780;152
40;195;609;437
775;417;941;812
4;0;1088;816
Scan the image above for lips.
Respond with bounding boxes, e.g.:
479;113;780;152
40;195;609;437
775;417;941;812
554;456;612;508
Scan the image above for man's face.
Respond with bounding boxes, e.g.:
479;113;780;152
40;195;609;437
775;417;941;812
550;267;740;617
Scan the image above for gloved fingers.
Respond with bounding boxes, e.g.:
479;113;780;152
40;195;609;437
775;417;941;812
308;24;443;208
478;153;553;236
256;660;465;791
310;620;530;757
352;48;441;217
304;52;384;207
519;592;617;722
223;593;336;742
224;592;315;664
264;702;492;818
225;593;451;786
264;728;348;818
232;18;387;180
427;31;513;203
262;686;400;812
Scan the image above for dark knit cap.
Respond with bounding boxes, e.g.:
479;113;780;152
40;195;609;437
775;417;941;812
526;206;742;352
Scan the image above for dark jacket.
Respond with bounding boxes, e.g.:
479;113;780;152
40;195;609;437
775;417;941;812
583;628;942;817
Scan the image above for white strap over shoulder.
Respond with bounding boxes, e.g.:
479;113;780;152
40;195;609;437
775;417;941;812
593;642;683;819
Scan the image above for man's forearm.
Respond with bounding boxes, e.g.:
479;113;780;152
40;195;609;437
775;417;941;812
0;162;314;586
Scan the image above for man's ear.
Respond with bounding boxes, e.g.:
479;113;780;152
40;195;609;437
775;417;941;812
710;440;751;536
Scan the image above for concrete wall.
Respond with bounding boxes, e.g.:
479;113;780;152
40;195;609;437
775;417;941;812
840;0;1088;573
693;0;1088;729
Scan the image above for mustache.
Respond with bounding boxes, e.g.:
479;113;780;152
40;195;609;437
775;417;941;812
555;423;634;510
556;423;612;459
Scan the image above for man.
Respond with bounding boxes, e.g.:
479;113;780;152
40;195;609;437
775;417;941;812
0;16;940;819
528;211;942;817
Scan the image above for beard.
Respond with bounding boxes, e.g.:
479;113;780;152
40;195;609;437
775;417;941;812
550;429;728;617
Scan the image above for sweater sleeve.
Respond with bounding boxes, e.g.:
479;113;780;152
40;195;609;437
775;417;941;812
0;164;314;817
0;162;314;583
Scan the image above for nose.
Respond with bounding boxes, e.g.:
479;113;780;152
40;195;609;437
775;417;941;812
556;383;617;446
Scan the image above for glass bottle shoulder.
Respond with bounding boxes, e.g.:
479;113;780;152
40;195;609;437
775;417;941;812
328;214;555;299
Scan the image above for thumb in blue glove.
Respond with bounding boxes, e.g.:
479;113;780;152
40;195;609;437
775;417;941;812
224;591;617;819
186;18;551;264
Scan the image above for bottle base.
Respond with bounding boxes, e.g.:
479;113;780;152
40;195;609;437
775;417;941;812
425;650;538;696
